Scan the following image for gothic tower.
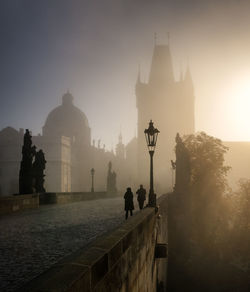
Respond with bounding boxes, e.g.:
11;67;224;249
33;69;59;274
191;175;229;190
116;132;125;160
136;43;195;193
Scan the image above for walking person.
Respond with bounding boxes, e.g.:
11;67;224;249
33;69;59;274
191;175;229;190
136;184;146;210
124;187;134;220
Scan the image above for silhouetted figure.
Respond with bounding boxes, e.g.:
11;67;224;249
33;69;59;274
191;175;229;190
124;187;134;219
19;129;36;194
107;161;117;195
174;133;191;194
33;150;46;193
136;184;146;210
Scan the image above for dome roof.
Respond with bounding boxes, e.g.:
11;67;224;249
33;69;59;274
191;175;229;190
0;127;19;137
43;92;90;141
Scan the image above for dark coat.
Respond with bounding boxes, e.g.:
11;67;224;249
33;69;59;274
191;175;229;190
124;190;134;211
136;188;146;202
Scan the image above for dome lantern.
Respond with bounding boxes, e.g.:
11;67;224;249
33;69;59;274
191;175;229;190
62;91;74;106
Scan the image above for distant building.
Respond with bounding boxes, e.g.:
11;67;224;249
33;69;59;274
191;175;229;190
0;127;23;195
136;43;195;193
0;92;137;196
1;43;246;196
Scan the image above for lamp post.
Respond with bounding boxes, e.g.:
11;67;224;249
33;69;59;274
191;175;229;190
144;120;160;207
91;168;95;193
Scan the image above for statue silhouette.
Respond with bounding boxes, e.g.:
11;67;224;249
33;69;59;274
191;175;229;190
33;150;46;193
107;161;117;195
19;129;47;194
19;129;36;194
174;133;191;194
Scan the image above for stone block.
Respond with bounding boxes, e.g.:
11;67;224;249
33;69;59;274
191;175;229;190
17;195;169;292
122;229;137;253
0;194;39;215
93;259;125;292
93;230;125;268
71;247;108;288
18;263;90;292
137;246;147;271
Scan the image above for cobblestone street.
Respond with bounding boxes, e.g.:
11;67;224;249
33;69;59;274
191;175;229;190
0;197;131;291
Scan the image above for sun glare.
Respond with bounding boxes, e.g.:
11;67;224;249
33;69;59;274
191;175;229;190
226;74;250;140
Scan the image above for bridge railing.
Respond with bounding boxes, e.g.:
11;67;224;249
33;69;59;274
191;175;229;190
18;194;168;292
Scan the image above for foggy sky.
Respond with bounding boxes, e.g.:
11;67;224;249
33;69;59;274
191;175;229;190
1;0;250;149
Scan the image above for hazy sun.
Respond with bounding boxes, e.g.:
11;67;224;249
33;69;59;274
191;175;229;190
226;74;250;140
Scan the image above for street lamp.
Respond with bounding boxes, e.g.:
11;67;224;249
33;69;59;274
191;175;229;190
144;120;160;207
90;168;95;193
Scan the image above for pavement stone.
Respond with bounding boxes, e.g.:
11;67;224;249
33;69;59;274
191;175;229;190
0;197;133;291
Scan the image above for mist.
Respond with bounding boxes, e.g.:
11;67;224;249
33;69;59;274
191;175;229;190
1;0;250;149
2;1;250;291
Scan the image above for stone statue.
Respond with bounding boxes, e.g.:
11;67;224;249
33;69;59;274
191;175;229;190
33;150;46;193
107;161;117;195
174;133;191;194
19;129;36;194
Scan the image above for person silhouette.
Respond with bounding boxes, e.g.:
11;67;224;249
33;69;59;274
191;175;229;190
124;187;134;219
136;184;146;210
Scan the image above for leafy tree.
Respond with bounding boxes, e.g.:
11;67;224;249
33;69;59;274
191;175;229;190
230;179;250;265
234;179;250;230
183;132;230;252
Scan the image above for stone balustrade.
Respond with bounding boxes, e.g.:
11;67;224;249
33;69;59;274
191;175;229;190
18;194;168;292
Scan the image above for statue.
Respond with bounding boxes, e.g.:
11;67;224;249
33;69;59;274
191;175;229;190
33;150;46;193
19;129;36;194
174;133;191;194
107;161;117;195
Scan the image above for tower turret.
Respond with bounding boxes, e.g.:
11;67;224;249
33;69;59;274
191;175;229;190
149;44;175;85
184;66;194;93
116;132;125;159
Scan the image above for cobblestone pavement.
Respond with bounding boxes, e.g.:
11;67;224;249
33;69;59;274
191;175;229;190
0;197;134;291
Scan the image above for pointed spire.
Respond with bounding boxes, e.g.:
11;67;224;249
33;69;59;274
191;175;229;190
118;132;122;144
185;64;192;81
118;125;123;145
154;32;157;46
116;130;125;159
184;64;194;92
179;62;183;82
137;64;141;84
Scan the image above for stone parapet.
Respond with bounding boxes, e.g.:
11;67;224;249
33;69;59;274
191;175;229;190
0;194;39;215
39;191;119;205
19;194;168;292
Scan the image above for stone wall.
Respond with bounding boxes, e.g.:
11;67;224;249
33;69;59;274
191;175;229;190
19;194;168;292
39;191;119;205
0;194;39;215
0;192;121;215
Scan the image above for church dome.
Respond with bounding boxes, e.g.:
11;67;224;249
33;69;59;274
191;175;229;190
43;92;91;145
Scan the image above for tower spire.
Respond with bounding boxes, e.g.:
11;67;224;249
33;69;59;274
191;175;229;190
119;126;122;144
184;64;194;92
137;64;141;84
154;32;157;46
179;62;183;81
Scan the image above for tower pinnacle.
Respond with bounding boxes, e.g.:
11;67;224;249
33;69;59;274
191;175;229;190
184;65;194;92
137;64;141;84
154;32;157;46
